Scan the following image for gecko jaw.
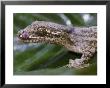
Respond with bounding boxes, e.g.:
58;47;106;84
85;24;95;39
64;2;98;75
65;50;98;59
28;35;38;39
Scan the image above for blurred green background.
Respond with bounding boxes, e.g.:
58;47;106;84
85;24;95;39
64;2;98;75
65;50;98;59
14;13;97;75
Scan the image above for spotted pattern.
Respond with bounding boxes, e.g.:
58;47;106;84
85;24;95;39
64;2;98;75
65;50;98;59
17;21;97;69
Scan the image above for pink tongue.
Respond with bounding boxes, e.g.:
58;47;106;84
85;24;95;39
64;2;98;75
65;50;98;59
22;31;29;39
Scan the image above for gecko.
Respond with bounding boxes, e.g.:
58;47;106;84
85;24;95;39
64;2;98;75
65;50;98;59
17;21;97;69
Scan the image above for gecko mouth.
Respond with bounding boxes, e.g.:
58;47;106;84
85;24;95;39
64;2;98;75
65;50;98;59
18;29;62;43
17;30;45;43
18;34;45;43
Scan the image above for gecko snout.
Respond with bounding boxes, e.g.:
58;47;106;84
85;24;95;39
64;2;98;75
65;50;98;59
17;30;29;40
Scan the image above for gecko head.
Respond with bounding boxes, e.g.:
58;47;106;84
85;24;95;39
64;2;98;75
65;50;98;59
17;21;69;43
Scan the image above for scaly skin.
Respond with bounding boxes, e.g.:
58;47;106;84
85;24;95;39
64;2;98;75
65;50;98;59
17;21;97;69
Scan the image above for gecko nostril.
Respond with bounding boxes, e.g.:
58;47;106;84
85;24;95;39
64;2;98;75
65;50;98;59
21;31;29;39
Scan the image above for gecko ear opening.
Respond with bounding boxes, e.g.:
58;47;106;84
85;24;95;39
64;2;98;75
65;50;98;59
67;28;74;34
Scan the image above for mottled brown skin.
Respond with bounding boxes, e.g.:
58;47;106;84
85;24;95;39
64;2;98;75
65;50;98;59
17;21;97;69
